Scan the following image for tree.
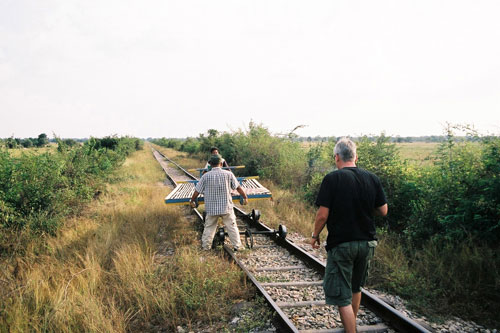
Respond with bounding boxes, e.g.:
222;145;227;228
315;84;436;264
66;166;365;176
36;133;49;147
21;138;34;148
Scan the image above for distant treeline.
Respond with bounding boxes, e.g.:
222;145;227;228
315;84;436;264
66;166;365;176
0;133;88;149
1;133;51;148
147;134;497;145
297;135;494;143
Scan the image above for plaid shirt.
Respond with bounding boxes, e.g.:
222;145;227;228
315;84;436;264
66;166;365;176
195;167;239;215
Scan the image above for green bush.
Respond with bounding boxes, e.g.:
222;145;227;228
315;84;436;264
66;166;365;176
355;135;422;232
301;139;336;204
150;138;183;150
406;135;500;244
154;123;308;189
180;137;201;154
228;123;307;188
0;136;143;237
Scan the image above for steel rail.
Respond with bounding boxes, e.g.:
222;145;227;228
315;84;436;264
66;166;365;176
153;148;198;181
223;243;300;333
232;208;431;333
151;148;180;187
152;148;431;333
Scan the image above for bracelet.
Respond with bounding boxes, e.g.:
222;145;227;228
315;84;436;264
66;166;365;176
311;233;319;239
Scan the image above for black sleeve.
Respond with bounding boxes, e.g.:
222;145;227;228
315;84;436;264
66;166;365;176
373;176;387;208
315;174;335;208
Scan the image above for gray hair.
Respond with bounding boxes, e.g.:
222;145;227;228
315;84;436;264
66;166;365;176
334;137;357;162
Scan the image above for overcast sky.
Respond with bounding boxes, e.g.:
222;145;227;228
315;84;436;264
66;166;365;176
1;0;499;139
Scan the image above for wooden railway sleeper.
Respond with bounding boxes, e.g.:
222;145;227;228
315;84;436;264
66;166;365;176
213;224;287;249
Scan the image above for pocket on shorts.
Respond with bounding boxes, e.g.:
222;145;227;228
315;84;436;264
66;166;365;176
367;240;377;259
323;262;341;297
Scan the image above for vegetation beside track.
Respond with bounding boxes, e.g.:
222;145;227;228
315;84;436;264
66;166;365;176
0;136;143;239
0;145;257;332
152;123;500;328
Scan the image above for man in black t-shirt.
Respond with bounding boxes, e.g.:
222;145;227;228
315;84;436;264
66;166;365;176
310;138;388;333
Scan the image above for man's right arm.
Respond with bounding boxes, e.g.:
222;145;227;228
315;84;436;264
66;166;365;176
236;186;248;205
373;203;388;216
310;206;328;249
190;190;200;208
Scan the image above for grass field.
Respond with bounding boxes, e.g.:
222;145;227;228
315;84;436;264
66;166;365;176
302;141;441;164
6;143;58;157
0;147;256;332
395;142;439;164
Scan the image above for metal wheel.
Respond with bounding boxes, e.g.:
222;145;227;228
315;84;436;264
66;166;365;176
212;227;226;249
245;229;254;249
278;224;287;239
251;209;261;222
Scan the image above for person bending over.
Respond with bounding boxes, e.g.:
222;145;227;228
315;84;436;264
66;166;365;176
191;154;248;251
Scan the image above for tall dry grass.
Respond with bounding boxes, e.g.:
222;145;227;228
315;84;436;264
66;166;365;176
0;147;248;332
369;232;500;327
241;180;317;237
152;144;204;171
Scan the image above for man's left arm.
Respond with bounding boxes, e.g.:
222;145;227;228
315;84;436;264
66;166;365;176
373;176;388;217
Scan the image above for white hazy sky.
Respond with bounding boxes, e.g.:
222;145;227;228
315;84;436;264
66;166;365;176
1;0;499;139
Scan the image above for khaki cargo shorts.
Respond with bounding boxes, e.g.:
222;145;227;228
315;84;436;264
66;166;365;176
323;240;377;307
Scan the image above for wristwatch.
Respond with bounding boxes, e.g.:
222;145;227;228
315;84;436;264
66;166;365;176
311;233;319;239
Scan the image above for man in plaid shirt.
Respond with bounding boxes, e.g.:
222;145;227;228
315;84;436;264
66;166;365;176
189;154;248;250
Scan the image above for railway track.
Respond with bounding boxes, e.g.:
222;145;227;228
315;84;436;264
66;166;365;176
152;147;430;333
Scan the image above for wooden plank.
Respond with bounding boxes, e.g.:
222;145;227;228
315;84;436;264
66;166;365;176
261;281;323;288
252;244;278;249
254;265;307;272
165;179;271;205
300;324;389;333
276;300;325;308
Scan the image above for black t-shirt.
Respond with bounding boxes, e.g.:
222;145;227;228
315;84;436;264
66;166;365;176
315;167;387;251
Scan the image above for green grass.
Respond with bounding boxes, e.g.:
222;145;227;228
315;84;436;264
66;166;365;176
303;141;441;166
6;143;58;157
395;142;439;164
0;148;253;332
370;232;500;327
